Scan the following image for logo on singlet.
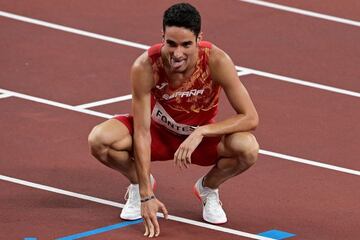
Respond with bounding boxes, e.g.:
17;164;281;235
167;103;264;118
162;89;205;100
156;82;168;90
151;102;197;135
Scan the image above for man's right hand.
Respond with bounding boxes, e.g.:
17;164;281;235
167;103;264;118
141;198;169;237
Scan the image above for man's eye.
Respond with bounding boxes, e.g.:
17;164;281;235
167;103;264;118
183;43;192;48
167;42;176;47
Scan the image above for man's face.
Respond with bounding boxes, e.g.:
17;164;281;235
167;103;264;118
162;26;199;73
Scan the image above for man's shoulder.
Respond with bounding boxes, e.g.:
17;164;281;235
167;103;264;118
207;44;237;85
132;51;152;72
208;44;231;68
209;43;227;58
131;51;155;91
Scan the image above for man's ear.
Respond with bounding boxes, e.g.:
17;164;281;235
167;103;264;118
161;30;165;43
197;32;203;43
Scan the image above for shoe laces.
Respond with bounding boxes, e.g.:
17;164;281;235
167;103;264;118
201;188;222;208
124;184;140;203
123;175;154;203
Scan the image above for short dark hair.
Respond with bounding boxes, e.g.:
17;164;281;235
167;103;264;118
163;3;201;37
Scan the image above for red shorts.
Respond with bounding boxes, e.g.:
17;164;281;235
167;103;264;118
114;115;221;166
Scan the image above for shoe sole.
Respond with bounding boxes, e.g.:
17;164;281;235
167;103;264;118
193;184;202;202
193;184;227;225
120;215;142;221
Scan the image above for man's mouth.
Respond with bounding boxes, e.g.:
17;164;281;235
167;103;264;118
170;58;186;69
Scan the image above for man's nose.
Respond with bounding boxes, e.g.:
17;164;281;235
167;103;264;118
173;46;184;58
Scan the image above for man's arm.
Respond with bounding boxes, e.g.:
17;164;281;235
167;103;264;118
174;45;258;167
131;52;153;197
199;45;259;136
131;52;168;237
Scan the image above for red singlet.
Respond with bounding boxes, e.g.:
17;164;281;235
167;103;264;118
115;41;222;166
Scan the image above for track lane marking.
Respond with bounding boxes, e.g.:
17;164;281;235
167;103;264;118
260;150;360;176
75;94;132;109
0;10;359;98
0;92;12;99
0;174;274;240
235;66;360;98
238;0;360;27
0;88;114;119
237;70;252;76
56;220;143;240
1;87;359;176
0;10;148;50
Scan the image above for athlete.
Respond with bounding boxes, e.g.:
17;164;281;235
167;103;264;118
88;3;259;238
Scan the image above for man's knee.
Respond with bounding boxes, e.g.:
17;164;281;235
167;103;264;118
88;120;133;162
224;132;259;167
88;125;108;161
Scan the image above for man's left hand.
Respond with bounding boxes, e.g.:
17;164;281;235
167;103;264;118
174;128;204;168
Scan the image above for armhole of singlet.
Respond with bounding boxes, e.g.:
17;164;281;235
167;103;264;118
199;41;212;49
147;43;163;63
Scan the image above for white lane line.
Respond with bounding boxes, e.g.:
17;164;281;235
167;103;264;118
238;0;360;27
235;66;360;98
0;10;149;50
260;150;360;176
0;92;12;99
0;174;124;208
0;10;359;98
0;174;274;240
237;70;252;77
75;94;132;109
1;87;358;177
0;88;114;119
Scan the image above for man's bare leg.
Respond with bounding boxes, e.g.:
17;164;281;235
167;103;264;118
88;119;138;184
203;132;259;189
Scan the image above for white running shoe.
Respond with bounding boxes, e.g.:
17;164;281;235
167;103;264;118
193;176;227;224
120;174;156;220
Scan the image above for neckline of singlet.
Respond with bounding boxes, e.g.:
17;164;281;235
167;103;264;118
158;45;204;91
